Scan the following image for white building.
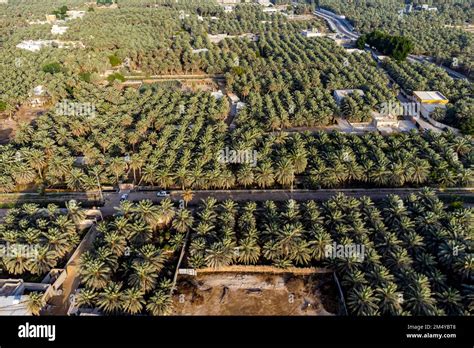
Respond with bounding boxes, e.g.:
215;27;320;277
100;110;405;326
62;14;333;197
16;40;53;52
301;29;323;38
211;90;225;100
345;48;365;54
228;93;240;103
29;85;50;107
51;24;68;35
262;8;280;14
236;101;246;111
66;10;86;20
192;48;209;54
256;0;271;6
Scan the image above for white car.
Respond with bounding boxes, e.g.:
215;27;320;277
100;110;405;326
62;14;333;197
120;193;129;201
156;191;170;197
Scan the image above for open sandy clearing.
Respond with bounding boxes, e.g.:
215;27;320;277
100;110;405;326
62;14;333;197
172;273;339;316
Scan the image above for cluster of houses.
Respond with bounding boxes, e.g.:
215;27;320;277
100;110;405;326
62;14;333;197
208;33;258;44
301;28;356;47
404;3;438;13
332;88;453;134
216;0;286;13
16;39;85;52
19;10;87;52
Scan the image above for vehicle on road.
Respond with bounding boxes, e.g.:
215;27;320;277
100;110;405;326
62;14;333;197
156;191;170;197
120;193;129;201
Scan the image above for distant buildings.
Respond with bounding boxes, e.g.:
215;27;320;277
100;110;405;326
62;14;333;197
16;40;52;52
192;48;209;54
236;101;246;111
228;93;240;104
51;24;68;35
301;29;324;38
217;0;242;4
262;7;280;14
211;90;225;100
418;4;438;11
29;85;50;107
66;10;86;20
208;33;258;44
345;48;365;54
45;14;57;23
16;39;85;52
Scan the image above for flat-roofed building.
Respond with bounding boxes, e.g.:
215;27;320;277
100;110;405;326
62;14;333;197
412;91;449;104
66;10;86;20
51;24;68;35
301;29;323;38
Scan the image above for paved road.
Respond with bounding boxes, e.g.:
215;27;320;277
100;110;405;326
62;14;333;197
407;55;469;81
314;9;359;40
101;188;474;216
315;8;470;81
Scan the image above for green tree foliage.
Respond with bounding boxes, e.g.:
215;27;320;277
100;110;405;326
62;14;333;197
42;62;62;74
357;30;414;61
108;54;122;67
53;5;69;20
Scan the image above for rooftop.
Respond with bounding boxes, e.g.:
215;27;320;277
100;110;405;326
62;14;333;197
413;91;449;103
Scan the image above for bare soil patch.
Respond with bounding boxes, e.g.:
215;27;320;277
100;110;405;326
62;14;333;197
172;273;338;316
0;106;49;143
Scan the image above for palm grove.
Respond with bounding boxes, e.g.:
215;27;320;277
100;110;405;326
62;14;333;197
73;190;473;316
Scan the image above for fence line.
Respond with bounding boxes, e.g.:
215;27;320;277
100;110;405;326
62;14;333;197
195;265;332;275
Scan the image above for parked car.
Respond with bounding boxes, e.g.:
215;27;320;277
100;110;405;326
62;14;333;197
120;193;129;201
156;191;170;197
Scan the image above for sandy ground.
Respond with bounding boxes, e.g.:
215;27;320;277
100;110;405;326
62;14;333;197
0;106;48;143
172;273;338;316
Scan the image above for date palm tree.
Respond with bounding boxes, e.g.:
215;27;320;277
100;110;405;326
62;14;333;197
376;282;404;315
26;292;45;316
97;282;124;314
182;190;194;207
75;288;98;309
237;237;260;265
122;287;146;315
79;257;112;290
347;285;380;316
205;241;234;269
172;209;194;234
147;290;173;316
128;261;158;293
26;246;58;275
